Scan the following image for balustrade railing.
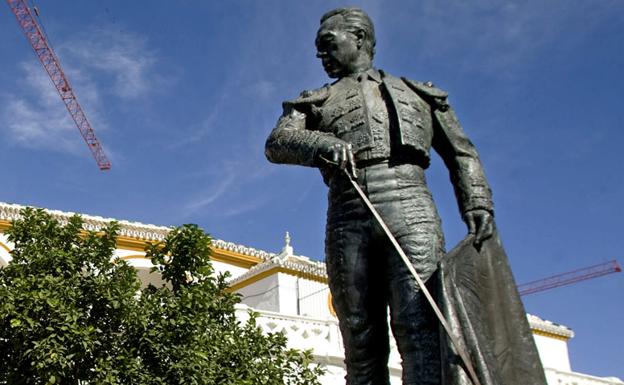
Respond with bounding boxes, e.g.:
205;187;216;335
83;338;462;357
545;368;624;385
236;304;624;385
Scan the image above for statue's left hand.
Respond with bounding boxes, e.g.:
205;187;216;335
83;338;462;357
464;209;493;246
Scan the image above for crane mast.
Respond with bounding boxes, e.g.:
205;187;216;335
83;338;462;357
6;0;111;170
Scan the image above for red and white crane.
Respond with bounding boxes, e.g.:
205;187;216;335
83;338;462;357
518;259;621;296
6;0;111;170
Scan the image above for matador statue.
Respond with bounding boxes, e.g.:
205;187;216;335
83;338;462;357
265;7;546;385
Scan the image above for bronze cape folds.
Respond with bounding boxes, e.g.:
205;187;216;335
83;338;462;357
440;233;547;385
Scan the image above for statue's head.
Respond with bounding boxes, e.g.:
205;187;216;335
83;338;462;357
316;7;376;79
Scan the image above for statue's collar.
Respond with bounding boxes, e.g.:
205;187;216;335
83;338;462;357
345;68;382;83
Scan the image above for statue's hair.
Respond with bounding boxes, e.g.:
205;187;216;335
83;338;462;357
320;7;376;59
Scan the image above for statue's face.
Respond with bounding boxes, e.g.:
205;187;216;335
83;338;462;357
315;16;360;78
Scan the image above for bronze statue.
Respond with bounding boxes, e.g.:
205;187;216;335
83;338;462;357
266;7;546;385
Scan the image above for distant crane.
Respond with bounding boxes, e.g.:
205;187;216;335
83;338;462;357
6;0;111;170
518;260;621;296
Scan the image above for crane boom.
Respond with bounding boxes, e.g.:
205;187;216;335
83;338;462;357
6;0;111;170
518;260;621;296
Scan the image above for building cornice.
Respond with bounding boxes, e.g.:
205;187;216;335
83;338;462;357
527;313;574;340
0;202;273;267
228;253;328;291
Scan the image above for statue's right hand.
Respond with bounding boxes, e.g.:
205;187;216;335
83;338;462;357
318;141;357;178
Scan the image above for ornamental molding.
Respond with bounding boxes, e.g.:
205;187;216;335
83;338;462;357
544;367;624;385
527;313;574;339
228;252;328;288
211;239;275;261
0;201;275;261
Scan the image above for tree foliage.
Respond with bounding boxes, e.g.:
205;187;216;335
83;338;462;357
0;208;323;385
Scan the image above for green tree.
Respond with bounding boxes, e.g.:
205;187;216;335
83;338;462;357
0;208;323;385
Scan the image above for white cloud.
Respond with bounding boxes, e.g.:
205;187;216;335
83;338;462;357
61;28;158;100
2;98;77;153
244;80;277;100
1;61;92;154
168;97;222;149
179;153;276;219
1;26;160;156
184;170;237;213
218;197;271;218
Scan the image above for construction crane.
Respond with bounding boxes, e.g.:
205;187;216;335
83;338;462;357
518;259;621;296
6;0;111;170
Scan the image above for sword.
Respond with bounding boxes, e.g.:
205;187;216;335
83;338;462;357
339;164;482;385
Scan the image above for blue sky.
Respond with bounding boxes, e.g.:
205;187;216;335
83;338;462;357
1;0;622;378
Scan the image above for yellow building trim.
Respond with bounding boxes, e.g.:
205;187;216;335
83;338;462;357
116;236;154;251
227;269;276;292
1;219;263;269
0;220;11;232
1;219;152;252
228;266;328;292
120;254;149;261
328;292;336;317
113;241;263;268
0;241;10;253
211;249;263;269
531;328;571;341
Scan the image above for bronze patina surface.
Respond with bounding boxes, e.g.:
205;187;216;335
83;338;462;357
265;7;545;385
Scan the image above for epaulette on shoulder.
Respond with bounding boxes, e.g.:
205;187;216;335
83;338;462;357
401;77;450;111
283;85;330;109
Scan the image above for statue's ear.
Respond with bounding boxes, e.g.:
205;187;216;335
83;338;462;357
354;30;366;50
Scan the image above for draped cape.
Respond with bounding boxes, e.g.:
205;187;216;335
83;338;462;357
439;231;548;385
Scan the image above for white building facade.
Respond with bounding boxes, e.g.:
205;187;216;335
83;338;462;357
0;202;621;385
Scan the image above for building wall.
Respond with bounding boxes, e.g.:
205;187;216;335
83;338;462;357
237;274;281;313
296;277;333;318
212;260;248;280
116;253;166;288
0;234;11;267
275;273;332;317
533;332;572;371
